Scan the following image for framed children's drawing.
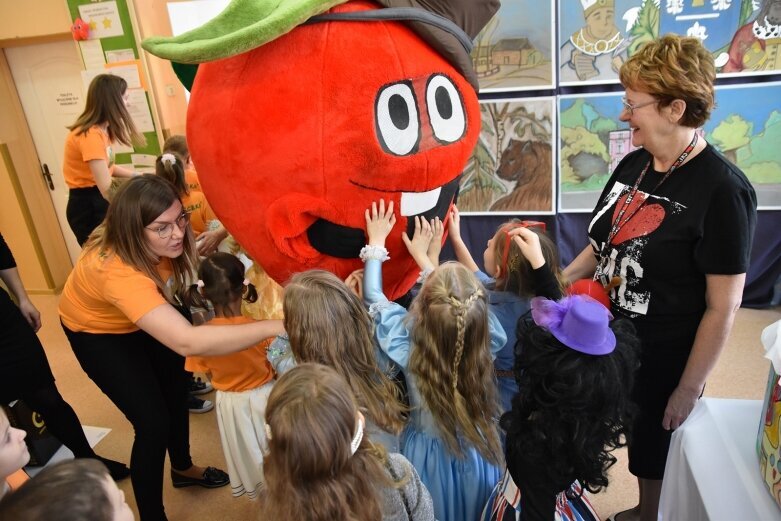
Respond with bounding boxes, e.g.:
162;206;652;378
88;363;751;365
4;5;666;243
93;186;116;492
471;0;556;92
459;97;556;215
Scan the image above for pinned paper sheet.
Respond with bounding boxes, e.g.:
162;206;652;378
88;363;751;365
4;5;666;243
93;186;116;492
105;60;147;90
78;1;124;39
81;61;147;93
78;40;105;70
105;48;135;63
126;89;155;133
131;154;157;167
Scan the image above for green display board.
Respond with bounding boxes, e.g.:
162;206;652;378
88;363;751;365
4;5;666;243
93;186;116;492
65;0;160;163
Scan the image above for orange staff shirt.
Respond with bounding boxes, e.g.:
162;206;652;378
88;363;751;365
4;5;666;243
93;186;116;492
59;248;172;334
62;126;114;189
181;190;216;235
185;315;274;392
185;168;201;193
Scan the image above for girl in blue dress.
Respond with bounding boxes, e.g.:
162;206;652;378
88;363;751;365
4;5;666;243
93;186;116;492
447;206;564;413
361;200;507;521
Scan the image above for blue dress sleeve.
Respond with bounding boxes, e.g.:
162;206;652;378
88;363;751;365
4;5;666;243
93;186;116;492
474;269;494;288
371;301;413;371
266;334;297;375
488;310;508;360
363;256;389;306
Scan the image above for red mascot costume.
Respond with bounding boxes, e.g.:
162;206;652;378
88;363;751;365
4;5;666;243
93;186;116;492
144;0;498;300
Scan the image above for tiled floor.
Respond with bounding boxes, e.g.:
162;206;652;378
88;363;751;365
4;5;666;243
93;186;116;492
29;293;781;520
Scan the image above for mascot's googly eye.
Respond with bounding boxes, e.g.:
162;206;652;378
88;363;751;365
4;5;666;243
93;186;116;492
375;81;420;156
426;74;466;144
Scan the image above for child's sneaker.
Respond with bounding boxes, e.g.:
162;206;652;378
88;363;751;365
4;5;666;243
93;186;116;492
188;395;214;414
188;376;213;395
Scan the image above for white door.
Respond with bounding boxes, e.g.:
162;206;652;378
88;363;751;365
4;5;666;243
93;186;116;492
5;41;86;263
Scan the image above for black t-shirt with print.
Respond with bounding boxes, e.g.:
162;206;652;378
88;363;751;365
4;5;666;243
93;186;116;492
587;144;757;328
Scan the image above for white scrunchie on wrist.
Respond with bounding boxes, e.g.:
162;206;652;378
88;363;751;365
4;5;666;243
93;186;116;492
359;245;390;262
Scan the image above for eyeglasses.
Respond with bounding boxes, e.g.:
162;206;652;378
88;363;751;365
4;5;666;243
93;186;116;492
500;221;547;272
146;211;190;239
621;97;658;115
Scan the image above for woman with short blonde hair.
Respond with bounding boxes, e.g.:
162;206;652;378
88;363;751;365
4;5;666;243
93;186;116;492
565;34;757;521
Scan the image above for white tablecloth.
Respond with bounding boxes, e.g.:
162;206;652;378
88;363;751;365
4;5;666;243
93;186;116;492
659;398;781;520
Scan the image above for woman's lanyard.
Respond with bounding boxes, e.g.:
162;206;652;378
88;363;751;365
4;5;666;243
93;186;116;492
595;132;698;287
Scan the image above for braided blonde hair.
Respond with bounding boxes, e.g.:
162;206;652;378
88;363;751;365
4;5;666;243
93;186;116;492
407;262;502;465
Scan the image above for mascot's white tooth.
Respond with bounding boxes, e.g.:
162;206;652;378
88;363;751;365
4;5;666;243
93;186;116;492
400;187;441;216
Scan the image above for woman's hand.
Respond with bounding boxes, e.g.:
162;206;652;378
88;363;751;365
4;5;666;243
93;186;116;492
427;217;444;267
662;384;701;430
344;269;364;298
18;299;42;333
365;199;396;247
510;227;545;269
402;216;435;270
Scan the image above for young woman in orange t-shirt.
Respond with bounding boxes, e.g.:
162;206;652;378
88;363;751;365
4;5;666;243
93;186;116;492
63;74;143;245
155;153;227;256
58;175;284;521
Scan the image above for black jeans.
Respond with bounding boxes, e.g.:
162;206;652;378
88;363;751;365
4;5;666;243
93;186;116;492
62;326;192;521
66;186;108;246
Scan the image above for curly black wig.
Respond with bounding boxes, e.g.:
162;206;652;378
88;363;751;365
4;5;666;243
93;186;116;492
501;315;640;494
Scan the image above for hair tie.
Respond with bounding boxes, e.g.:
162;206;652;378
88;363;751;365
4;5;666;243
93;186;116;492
242;278;250;286
350;416;364;455
196;280;205;289
161;153;177;165
264;423;272;440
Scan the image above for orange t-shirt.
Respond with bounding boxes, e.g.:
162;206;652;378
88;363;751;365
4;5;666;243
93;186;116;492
185;168;201;193
185;316;274;392
62;126;114;189
59;248;171;334
181;190;216;235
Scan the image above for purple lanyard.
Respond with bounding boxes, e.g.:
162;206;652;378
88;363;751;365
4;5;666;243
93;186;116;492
602;132;698;253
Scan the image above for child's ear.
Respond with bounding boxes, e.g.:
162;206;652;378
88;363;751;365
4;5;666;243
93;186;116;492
494;265;502;278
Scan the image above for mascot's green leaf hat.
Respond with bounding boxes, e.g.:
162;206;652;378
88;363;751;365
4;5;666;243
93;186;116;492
142;0;499;91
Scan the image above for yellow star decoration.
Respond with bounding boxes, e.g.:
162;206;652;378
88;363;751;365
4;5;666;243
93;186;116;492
88;20;97;30
102;18;112;29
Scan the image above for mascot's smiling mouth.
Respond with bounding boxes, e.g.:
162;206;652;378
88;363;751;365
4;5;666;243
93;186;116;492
307;178;459;259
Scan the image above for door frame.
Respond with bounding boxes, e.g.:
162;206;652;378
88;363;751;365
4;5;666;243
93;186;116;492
0;41;72;292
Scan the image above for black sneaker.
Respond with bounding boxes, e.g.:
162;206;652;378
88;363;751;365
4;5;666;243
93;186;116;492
188;395;214;414
188;376;213;395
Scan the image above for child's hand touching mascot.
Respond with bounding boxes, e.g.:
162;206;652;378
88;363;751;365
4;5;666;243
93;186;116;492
143;0;498;300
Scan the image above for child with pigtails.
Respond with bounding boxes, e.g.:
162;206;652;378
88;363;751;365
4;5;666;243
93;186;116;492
184;252;275;499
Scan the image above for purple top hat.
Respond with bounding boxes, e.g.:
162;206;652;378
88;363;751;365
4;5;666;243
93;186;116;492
530;295;616;356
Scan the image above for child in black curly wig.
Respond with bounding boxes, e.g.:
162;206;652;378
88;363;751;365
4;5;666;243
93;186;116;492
482;294;640;521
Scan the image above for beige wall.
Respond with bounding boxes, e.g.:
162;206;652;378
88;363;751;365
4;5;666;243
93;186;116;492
131;0;188;138
0;0;71;44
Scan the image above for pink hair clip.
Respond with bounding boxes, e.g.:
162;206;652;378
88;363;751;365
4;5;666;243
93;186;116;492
196;280;205;289
243;278;250;286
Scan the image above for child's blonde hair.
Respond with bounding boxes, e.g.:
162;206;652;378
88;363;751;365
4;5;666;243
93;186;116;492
407;262;502;465
283;270;406;435
491;220;564;296
261;363;399;521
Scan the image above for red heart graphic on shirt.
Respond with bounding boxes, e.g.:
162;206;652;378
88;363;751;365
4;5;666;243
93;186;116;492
611;193;666;245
